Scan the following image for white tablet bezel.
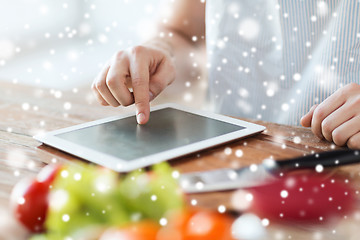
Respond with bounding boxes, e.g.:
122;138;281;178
34;103;265;172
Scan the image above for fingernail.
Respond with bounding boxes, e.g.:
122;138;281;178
137;112;146;124
149;91;154;101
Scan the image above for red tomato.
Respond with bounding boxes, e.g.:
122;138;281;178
246;173;356;223
10;164;62;232
99;221;160;240
157;208;235;240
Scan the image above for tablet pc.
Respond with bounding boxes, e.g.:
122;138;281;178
34;103;265;172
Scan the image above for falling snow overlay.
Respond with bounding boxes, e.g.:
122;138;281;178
1;0;360;239
0;1;163;90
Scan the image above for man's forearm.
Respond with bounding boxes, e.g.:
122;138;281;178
144;26;206;75
142;27;207;106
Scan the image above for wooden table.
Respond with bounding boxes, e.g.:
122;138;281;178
0;81;359;240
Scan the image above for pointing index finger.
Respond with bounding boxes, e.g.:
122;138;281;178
129;52;150;124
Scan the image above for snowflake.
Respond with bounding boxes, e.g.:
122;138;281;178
191;199;198;206
238;88;249;98
293;73;301;81
280;190;289;198
224;147;232;155
159;218;167;226
281;103;289;112
315;164;324;173
293;136;301;144
218;205;226;213
261;218;270;227
62;214;70;222
231;214;266;240
235;149;243;158
63;102;72;110
317;1;329;16
239;19;260;41
151;195;157;201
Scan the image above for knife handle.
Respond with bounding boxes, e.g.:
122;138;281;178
275;149;360;171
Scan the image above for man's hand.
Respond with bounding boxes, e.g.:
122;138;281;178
301;83;360;149
91;45;175;124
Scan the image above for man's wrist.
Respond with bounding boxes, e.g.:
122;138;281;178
143;37;174;58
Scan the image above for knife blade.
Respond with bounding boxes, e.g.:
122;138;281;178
179;149;360;193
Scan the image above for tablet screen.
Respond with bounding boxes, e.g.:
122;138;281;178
56;108;245;161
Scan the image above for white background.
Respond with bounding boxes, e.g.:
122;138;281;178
0;0;165;90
